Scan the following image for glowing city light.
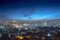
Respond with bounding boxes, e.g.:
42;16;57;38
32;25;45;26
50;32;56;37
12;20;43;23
47;33;51;36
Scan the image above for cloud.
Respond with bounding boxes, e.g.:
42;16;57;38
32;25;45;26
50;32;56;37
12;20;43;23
0;15;10;20
54;15;60;19
21;8;35;17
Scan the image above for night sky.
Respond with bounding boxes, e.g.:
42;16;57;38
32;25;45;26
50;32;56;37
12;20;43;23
0;0;60;20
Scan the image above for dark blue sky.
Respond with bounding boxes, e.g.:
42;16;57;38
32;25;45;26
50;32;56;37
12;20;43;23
0;0;60;20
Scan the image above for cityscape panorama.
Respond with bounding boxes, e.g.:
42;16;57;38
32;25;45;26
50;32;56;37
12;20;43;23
0;0;60;40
